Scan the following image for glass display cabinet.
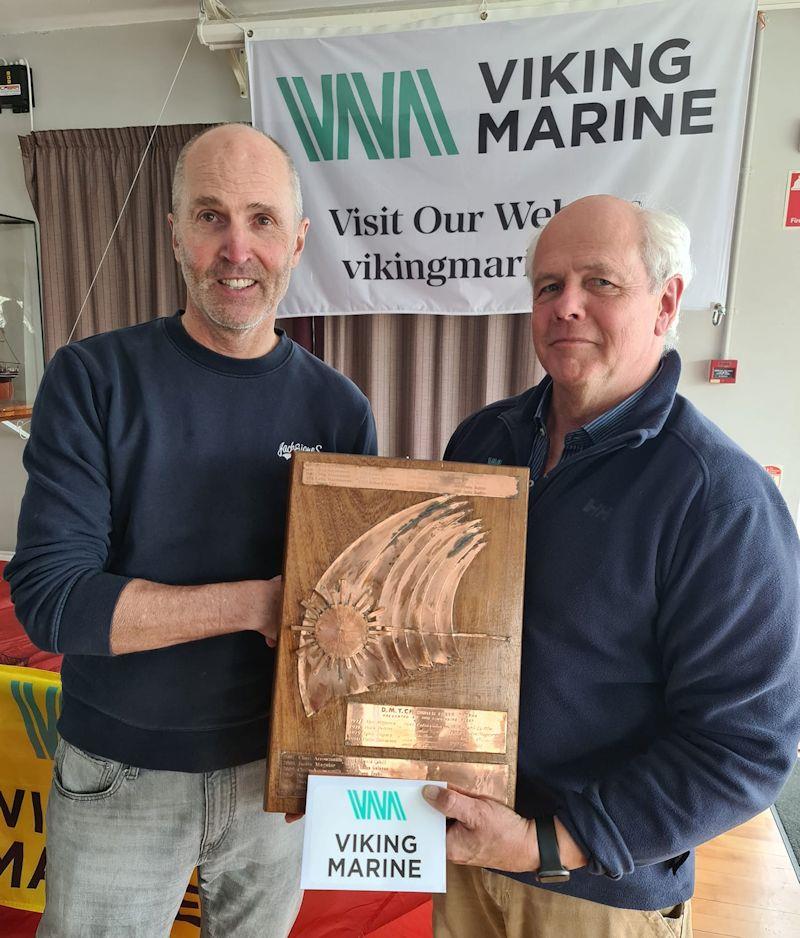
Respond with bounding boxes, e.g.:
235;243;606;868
0;214;44;421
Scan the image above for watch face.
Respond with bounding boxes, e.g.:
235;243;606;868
537;869;571;885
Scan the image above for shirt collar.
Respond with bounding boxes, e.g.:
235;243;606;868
532;378;552;435
534;361;665;446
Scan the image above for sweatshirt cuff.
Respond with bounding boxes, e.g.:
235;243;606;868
57;571;133;655
562;787;635;879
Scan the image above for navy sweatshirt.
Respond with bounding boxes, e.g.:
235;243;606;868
5;313;377;771
445;351;800;911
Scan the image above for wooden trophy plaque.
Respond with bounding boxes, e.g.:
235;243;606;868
265;452;529;814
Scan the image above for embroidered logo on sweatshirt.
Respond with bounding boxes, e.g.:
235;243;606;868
277;441;323;460
582;498;613;522
487;457;502;465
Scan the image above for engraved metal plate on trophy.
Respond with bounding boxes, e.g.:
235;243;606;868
265;452;529;814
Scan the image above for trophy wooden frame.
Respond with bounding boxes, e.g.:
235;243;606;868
265;452;529;814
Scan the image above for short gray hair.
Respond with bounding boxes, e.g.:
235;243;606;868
171;123;303;223
526;201;693;351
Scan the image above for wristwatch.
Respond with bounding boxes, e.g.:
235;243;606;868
535;815;570;884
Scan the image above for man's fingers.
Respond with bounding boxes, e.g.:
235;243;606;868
422;785;477;828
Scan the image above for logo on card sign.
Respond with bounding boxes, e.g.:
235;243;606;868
347;788;407;821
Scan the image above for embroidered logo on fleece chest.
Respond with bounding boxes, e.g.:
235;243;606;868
582;498;613;522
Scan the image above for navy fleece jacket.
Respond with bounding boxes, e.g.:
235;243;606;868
5;313;377;771
444;351;800;911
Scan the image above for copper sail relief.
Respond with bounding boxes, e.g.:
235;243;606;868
294;495;487;716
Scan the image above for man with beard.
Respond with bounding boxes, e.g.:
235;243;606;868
5;124;377;937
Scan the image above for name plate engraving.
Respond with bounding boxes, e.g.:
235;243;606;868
302;462;519;499
345;703;508;754
279;751;509;801
278;752;345;796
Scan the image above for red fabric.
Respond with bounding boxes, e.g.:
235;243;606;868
289;892;431;937
368;899;432;937
0;896;432;937
0;906;41;938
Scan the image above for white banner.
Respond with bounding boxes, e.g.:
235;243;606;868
248;0;755;317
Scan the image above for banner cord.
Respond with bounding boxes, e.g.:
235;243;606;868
66;25;196;345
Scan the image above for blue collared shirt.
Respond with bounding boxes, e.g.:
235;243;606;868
529;363;662;480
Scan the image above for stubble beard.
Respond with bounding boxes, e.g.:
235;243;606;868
204;306;269;333
179;246;294;334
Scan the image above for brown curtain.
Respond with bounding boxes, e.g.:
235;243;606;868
19;124;217;359
280;315;325;358
324;313;544;460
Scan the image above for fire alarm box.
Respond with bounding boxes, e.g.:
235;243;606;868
709;359;737;384
0;64;34;114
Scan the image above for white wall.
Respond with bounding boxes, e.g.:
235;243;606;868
0;12;798;553
676;12;800;523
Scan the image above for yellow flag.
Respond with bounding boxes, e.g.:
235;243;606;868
0;664;59;912
0;664;200;933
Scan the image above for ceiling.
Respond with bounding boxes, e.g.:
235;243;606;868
0;0;797;36
0;1;195;33
0;0;466;35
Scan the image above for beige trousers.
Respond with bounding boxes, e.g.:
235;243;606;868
433;863;692;938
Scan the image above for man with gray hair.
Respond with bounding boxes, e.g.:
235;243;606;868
424;194;800;937
6;123;377;936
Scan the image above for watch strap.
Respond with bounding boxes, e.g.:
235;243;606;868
535;814;570;884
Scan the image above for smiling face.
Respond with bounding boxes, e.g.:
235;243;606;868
169;125;308;347
531;196;682;409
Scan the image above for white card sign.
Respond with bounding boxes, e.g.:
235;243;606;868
301;775;446;893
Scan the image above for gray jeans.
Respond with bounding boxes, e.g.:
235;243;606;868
38;740;304;938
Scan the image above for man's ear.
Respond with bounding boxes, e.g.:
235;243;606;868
168;213;180;262
654;275;684;337
291;218;310;269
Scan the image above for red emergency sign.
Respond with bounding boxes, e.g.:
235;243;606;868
784;172;800;228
